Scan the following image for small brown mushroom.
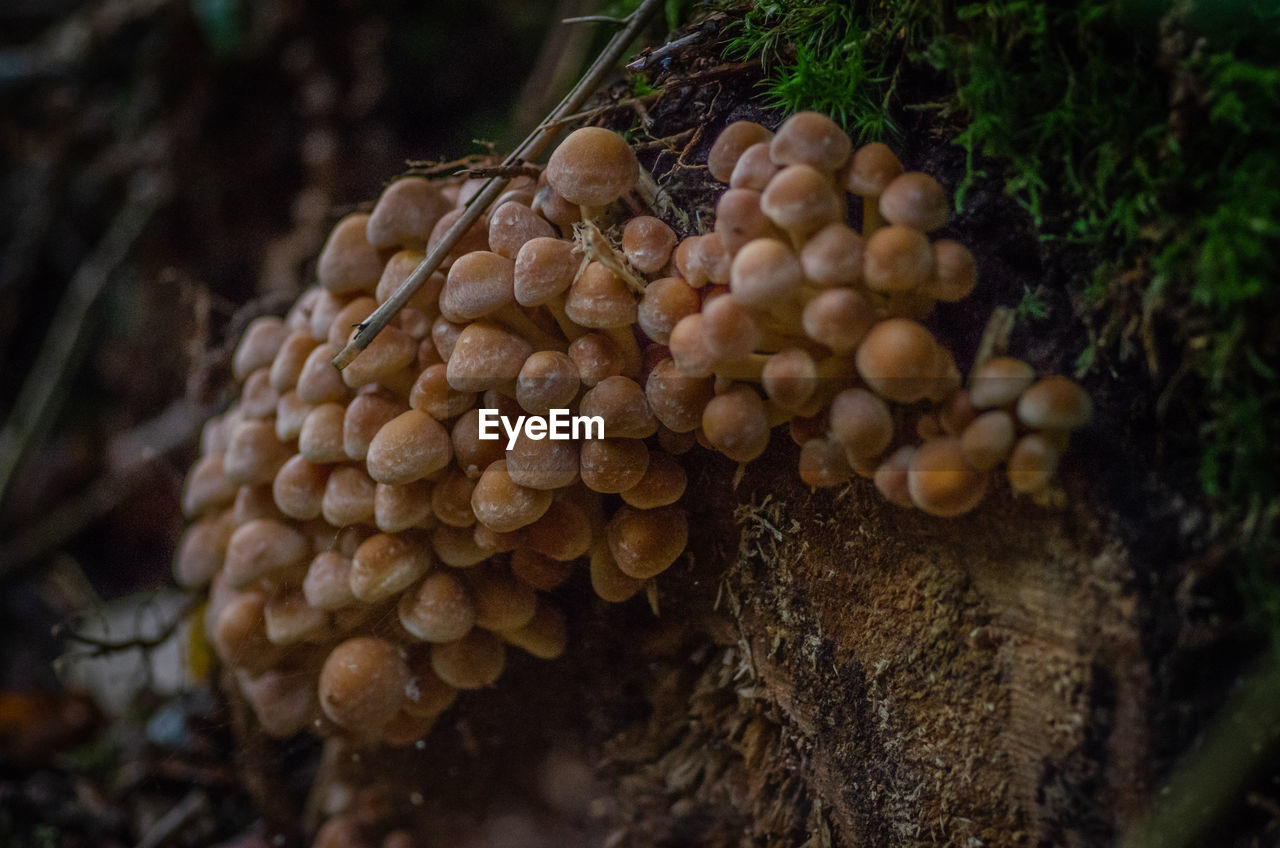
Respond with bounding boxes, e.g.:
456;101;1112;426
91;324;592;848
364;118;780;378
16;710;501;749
760;164;844;246
968;356;1036;409
854;318;943;404
272;454;331;521
960;410;1016;471
801;287;877;353
879;172;949;233
606;505;688;579
367;177;451;250
321;465;377;527
317;214;383;296
299;403;350;464
224;518;311;588
645;357;713;433
567;332;626;387
445;321;534;393
350;532;432;602
844;142;904;234
488;200;556;259
430;629;506;689
470;459;554;532
701;385;771;462
1016;376;1093;431
636;276;700;346
233;317;289;382
366;409;453;484
578;376;657;439
830;387;894;460
863;225;935;293
579;438;649;494
729;141;780;191
224;420;293;486
343;392;408;462
303;551;357;610
468;566;538;632
398;571;476;643
544;127;639;214
769;111;852;172
515;350;580;415
729;237;805;309
798;437;854;488
907;437;989;517
622;216;678;274
1006;432;1062;494
318;637;411;731
708;120;774;182
500;600;568;660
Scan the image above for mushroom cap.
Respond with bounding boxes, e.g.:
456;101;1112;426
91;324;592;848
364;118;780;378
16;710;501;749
224;420;293;486
761;347;818;412
579;438;650;494
410;362;476;421
450;409;506;478
567;331;625;387
506;431;581;490
879;172;949;232
700;293;762;361
468;567;538;631
637;276;700;346
298;402;350;464
645;357;713;433
921;240;977;302
769;111;852;172
367;177;451;250
874;445;917;509
508;550;573;593
224;518;311;588
488;200;556;259
968;356;1036;409
431;629;507;689
182;454;238;518
344;392;408;461
701;385;771;463
619;451;687;509
366;409;453;484
801;288;877;353
501;600;568;660
800;223;864;288
545;127;639;208
445;321;534;393
606;505;688;579
667;313;717;379
1016;376;1093;430
233;317;289;382
321;465;377;527
375;251;443;313
427;207;490;259
516;350;580;415
269;331;320;393
317;213;383;295
440;251;517;323
854;318;943;404
760;164;844;238
906;436;989;517
398;571;476;643
272;454;330;521
960;410;1016;471
303;551;357;610
844;142;904;197
564;262;637;328
263;586;326;646
622;216;678;274
798;437;854;488
830;387;894;459
471;459;555;532
1007;432;1062;493
350;532;432;602
729;238;804;309
431;467;477;527
707;120;774;183
173;512;233;588
524;498;594;561
729;142;780;191
296;342;351;404
274;391;311;443
715;188;783;256
589;542;644;602
579;376;657;439
318;636;411;730
863;225;935;293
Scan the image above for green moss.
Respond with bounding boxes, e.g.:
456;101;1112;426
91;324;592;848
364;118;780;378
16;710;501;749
721;0;1280;631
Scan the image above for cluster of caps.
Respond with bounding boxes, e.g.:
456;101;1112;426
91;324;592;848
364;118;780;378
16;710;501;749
661;112;1093;516
175;112;1093;751
176;126;697;747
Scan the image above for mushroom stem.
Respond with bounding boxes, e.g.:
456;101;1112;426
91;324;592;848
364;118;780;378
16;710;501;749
494;304;567;352
602;326;642;379
862;195;883;237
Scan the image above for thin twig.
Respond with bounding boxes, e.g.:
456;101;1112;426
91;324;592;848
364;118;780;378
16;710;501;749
0;175;166;510
332;0;665;371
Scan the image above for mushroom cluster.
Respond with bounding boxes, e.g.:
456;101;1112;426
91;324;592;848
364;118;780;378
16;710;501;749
175;114;1092;751
664;112;1092;515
